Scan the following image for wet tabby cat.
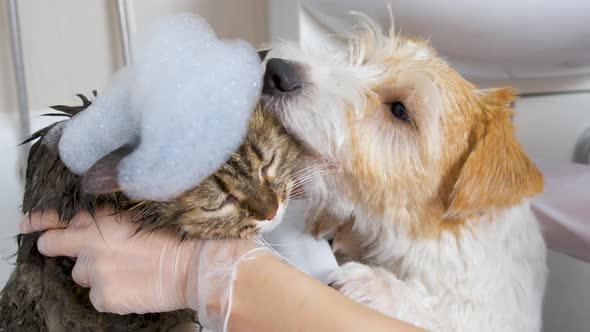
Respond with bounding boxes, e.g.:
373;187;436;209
0;94;300;331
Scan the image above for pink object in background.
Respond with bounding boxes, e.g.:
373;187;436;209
532;160;590;262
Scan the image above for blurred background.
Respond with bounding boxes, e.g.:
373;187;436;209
1;0;589;330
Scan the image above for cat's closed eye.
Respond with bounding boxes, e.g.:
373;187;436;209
261;154;276;179
201;194;238;212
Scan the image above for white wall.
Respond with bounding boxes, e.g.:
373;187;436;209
0;0;123;114
0;0;269;115
0;1;17;116
514;93;590;161
0;0;269;286
513;93;590;332
130;0;269;46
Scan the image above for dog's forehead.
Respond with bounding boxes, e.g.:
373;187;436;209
378;37;436;64
401;39;434;61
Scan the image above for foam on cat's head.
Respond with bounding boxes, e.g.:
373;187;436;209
59;68;136;174
59;14;262;200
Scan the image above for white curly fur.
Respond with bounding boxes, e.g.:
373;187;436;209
262;13;547;332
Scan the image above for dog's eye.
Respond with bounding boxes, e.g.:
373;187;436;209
388;102;410;122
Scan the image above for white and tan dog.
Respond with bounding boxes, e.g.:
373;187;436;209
261;14;547;332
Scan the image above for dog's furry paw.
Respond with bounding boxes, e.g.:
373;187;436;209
329;262;400;313
329;262;442;331
330;222;364;260
306;213;363;261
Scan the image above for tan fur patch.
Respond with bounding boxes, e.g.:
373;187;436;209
291;17;544;244
446;88;544;218
340;59;542;240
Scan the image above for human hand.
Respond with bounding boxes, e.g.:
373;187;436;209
19;209;268;331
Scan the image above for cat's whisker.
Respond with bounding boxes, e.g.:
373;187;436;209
294;169;342;181
292;168;343;182
291;173;338;193
292;160;339;175
253;235;301;269
292;169;343;189
258;242;298;247
290;162;337;178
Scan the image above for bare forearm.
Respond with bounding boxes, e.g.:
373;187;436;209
228;254;426;332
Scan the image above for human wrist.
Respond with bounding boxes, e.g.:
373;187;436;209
185;239;271;328
181;240;204;312
222;252;281;331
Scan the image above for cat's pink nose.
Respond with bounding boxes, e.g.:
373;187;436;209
264;208;278;221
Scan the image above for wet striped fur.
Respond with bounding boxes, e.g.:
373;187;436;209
0;93;300;331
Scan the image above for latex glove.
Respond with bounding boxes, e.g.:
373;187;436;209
19;209;268;331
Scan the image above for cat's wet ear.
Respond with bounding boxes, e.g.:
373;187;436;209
258;49;270;61
82;145;135;194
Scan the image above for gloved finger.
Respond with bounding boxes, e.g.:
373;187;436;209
37;227;90;257
19;209;100;234
89;286;130;315
71;251;94;288
88;287;108;313
18;210;63;233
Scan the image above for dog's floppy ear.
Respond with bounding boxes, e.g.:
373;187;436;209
446;88;543;218
82;144;135;194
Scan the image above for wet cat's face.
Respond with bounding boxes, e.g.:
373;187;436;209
82;107;301;240
167;109;301;239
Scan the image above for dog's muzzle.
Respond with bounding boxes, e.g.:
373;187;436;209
263;58;303;95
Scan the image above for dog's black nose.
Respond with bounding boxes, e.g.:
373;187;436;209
263;58;302;95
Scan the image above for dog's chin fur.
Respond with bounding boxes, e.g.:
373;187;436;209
262;13;547;332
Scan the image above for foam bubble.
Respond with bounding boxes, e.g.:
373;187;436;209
120;15;262;200
58;14;262;200
59;67;136;175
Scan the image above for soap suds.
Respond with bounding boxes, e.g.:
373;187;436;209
59;14;262;200
59;68;136;175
